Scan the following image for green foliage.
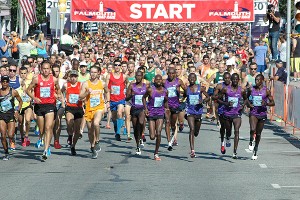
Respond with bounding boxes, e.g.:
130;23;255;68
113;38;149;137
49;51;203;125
279;0;294;18
11;0;46;31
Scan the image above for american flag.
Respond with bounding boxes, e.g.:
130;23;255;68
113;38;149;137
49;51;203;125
18;0;37;25
268;0;279;9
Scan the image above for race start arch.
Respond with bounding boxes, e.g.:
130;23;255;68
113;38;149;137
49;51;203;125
70;0;254;23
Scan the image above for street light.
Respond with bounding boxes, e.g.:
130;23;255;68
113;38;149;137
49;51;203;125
58;0;67;37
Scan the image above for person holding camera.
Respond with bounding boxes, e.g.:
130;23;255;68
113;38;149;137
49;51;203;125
0;32;12;58
264;4;281;61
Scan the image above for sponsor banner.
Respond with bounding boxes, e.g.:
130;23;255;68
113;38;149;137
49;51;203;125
251;14;269;48
254;0;268;14
71;0;254;23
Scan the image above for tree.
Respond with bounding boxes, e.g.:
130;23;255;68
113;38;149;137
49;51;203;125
11;0;46;31
279;0;294;19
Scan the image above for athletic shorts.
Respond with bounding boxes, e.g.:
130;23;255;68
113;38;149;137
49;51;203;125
0;112;15;123
207;88;214;96
178;102;186;112
65;106;84;120
147;115;164;120
85;109;103;122
170;106;180;114
130;107;144;117
34;104;57;117
291;58;300;72
125;100;132;107
185;114;202;120
110;99;125;111
249;114;267;121
223;114;242;120
20;105;33;115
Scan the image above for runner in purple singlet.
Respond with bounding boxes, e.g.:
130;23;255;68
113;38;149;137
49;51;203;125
143;75;168;161
246;74;275;160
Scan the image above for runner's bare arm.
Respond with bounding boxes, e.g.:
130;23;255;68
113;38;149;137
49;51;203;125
105;74;111;102
201;86;210;103
164;91;169;110
13;89;23;112
79;81;90;100
142;87;151;116
212;83;222;101
266;89;275;106
125;83;133;101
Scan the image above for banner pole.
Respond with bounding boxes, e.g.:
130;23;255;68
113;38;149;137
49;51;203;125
249;22;252;47
286;0;291;86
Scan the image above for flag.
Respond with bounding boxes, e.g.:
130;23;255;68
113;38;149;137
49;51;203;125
268;0;279;10
18;0;37;25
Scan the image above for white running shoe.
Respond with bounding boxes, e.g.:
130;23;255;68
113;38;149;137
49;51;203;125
251;154;258;160
135;147;141;155
249;142;254;151
232;153;238;159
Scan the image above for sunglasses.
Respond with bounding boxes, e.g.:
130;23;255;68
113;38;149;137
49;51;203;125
9;69;17;72
1;60;8;62
174;61;179;64
148;61;154;64
250;68;257;70
80;65;87;68
114;64;121;66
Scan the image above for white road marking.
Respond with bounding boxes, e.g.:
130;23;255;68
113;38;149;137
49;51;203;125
259;164;267;168
271;184;281;189
245;149;252;153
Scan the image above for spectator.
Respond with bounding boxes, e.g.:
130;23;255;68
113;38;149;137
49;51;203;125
17;36;35;65
10;32;21;60
0;32;11;58
254;40;268;73
270;60;287;84
60;28;74;45
291;35;300;81
264;4;281;60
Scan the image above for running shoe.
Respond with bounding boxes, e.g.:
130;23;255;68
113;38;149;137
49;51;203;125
41;139;44;147
34;125;40;135
127;136;133;142
95;141;101;152
232;153;238;159
135;147;141;155
154;154;161;161
179;123;184;132
190;150;196;158
35;139;42;149
251;151;258;160
3;154;9;161
168;145;173;151
22;138;27;147
79;131;83;139
26;137;30;146
206;113;210;119
54;140;62;149
9;142;16;151
142;134;146;142
91;149;98;159
221;145;226;154
41;151;47;162
211;116;216;122
123;128;127;135
249;142;254;151
140;139;144;148
71;146;77;156
47;148;51;156
115;134;121;141
225;138;231;147
216;121;220;129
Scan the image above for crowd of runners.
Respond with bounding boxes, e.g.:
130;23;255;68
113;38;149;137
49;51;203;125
0;23;276;161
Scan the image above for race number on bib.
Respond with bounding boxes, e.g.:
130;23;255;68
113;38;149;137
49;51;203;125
167;87;177;98
135;95;143;105
111;85;120;95
189;95;199;105
253;96;262;106
40;87;50;98
154;96;164;108
90;95;100;107
1;99;12;112
228;97;239;108
69;94;79;104
22;94;30;102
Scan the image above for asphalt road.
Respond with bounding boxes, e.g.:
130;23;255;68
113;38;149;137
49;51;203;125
1;115;300;200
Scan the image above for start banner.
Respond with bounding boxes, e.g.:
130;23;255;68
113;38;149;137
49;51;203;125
71;0;254;23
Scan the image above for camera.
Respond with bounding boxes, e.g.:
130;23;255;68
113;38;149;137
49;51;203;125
267;4;274;14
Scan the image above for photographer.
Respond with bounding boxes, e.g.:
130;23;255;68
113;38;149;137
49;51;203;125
264;4;281;61
0;32;12;58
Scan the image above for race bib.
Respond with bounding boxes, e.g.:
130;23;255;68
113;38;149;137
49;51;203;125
40;87;50;98
90;95;100;107
111;85;120;95
228;97;239;108
154;96;164;108
135;95;143;105
1;99;12;112
22;94;30;102
189;95;199;105
69;94;79;104
253;96;262;106
167;86;177;98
